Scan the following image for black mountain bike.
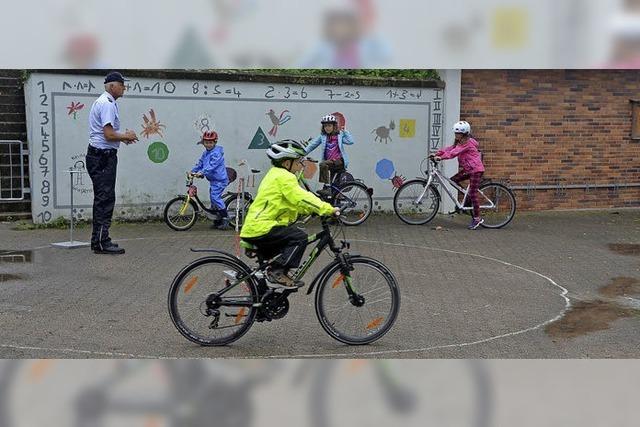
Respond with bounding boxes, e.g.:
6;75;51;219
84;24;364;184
168;214;400;346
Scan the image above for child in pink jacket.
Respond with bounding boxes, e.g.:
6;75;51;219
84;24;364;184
434;121;486;229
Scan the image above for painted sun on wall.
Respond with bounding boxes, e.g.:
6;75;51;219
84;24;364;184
141;109;166;139
140;109;169;164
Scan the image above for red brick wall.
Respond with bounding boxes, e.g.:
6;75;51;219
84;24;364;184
460;70;640;210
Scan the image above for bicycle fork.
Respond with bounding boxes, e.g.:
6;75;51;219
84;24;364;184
414;175;434;205
336;253;365;307
178;195;191;215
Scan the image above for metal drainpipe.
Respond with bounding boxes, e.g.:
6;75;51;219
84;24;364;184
509;183;640;190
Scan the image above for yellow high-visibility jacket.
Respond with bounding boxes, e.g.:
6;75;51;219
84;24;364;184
240;167;334;238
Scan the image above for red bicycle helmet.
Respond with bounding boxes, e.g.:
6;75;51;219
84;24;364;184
202;130;218;141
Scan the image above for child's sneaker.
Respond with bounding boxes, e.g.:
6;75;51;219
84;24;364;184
214;217;232;230
266;268;304;289
468;217;484;230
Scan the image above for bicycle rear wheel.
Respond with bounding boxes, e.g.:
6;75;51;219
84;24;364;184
334;181;372;226
225;193;252;228
168;257;259;346
163;196;198;231
393;179;440;225
477;183;516;229
315;256;400;345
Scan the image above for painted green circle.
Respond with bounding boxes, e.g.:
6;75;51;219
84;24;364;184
148;141;169;163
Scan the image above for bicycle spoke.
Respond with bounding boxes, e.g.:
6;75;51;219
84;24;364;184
394;181;439;225
316;258;399;345
478;183;516;229
337;183;372;226
169;258;258;346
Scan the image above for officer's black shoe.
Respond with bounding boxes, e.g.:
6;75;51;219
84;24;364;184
92;243;125;255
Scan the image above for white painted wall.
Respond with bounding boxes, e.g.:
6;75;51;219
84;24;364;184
25;72;459;223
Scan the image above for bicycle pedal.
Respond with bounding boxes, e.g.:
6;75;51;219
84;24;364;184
223;270;238;279
266;282;301;292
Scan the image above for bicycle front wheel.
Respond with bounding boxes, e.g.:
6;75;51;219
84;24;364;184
315;256;400;345
168;257;259;346
477;183;516;229
393;179;440;225
163;196;198;231
335;181;372;226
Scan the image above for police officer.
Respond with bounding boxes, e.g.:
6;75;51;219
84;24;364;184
87;71;138;255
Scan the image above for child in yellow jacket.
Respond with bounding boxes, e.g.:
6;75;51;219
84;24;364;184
240;140;339;288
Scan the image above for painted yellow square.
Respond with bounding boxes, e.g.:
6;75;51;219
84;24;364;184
399;119;416;138
492;7;529;49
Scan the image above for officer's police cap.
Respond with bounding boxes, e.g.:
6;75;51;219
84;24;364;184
104;71;128;84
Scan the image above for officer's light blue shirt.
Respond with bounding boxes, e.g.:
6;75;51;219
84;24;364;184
88;91;121;150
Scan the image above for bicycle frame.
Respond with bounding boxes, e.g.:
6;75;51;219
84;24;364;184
205;218;356;307
178;176;208;215
419;165;497;211
176;174;240;217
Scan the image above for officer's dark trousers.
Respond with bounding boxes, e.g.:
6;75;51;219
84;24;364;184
86;146;118;249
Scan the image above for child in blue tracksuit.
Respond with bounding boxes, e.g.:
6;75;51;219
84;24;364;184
190;130;230;229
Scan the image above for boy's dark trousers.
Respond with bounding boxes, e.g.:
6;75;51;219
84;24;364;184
243;225;308;270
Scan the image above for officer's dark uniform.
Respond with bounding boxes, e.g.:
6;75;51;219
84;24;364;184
86;73;126;253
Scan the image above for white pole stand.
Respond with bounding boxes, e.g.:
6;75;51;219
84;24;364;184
51;169;91;249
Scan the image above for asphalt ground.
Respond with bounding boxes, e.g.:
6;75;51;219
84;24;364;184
0;209;639;358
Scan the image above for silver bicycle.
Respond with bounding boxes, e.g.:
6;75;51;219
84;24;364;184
393;157;516;228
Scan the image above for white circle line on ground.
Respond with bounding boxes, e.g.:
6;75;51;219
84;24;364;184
264;239;571;358
16;236;571;358
0;343;158;359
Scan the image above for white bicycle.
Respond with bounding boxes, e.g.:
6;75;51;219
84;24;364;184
393;156;516;228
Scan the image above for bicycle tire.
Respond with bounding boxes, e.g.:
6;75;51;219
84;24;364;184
224;193;253;228
334;181;372;226
168;256;259;346
163;196;198;231
477;183;516;229
315;256;400;345
393;179;440;225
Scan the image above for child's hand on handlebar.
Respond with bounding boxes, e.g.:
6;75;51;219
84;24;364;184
332;207;341;217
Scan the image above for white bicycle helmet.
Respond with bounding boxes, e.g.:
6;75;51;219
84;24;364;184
266;139;308;161
453;120;471;135
321;114;337;124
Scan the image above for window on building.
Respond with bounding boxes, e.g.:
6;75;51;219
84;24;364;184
632;100;640;140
